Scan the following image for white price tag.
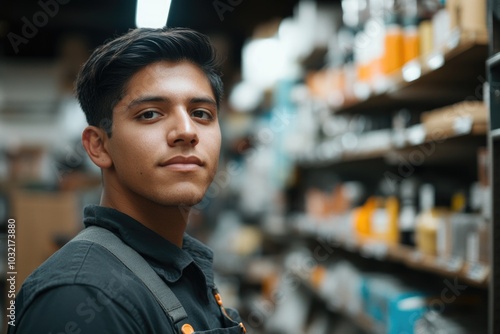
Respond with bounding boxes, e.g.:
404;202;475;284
406;124;427;145
445;256;463;272
467;263;488;282
453;116;473;135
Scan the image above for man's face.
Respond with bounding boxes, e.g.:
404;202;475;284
104;60;221;207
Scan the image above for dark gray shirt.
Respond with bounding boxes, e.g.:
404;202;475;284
8;205;243;333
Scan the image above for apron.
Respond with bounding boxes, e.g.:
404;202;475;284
73;226;246;334
176;289;246;334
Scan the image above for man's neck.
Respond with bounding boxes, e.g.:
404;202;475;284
100;190;189;248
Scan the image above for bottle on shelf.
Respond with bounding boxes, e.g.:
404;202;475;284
431;0;452;52
381;0;404;76
353;196;377;241
418;19;433;58
353;179;400;245
401;0;420;64
415;183;448;256
462;148;491;280
436;190;461;262
473;147;491;268
398;178;419;246
447;191;476;268
447;0;487;39
370;195;400;244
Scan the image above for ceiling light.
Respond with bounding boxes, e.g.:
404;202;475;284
135;0;172;28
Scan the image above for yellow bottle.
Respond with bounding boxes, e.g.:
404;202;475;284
370;196;400;244
418;20;433;58
415;184;448;256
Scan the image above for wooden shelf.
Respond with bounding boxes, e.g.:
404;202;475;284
332;34;488;114
296;101;487;167
293;221;489;289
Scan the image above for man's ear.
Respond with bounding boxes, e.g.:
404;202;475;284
82;126;113;169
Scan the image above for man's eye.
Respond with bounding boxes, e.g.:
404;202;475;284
192;109;213;120
138;110;161;120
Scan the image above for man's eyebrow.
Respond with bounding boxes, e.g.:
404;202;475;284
126;96;169;109
190;96;217;108
125;96;217;110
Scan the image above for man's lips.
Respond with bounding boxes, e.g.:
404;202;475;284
159;155;203;170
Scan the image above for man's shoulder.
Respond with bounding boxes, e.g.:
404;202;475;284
18;239;150;311
24;239;122;286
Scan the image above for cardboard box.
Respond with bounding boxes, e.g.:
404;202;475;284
10;190;81;290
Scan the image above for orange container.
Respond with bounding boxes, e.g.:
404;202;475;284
383;25;404;75
354;196;377;239
403;26;420;64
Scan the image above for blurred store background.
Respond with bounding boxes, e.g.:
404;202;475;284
0;0;499;333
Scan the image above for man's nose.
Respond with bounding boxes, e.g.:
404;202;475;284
167;110;199;147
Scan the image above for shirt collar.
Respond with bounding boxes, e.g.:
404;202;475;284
83;205;215;287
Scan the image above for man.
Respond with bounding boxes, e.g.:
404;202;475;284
10;27;245;334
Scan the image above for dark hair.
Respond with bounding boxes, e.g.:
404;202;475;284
75;27;224;136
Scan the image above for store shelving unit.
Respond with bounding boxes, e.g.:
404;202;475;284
218;3;495;333
283;31;491;332
488;0;500;333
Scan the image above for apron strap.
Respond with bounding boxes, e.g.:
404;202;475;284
71;225;188;326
